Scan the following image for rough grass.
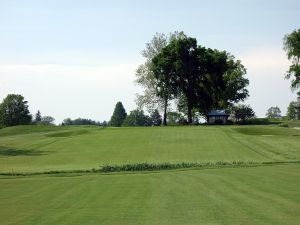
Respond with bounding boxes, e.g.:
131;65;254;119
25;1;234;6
1;160;299;176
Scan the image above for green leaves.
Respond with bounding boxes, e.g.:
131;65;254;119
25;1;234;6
151;34;249;123
0;94;32;127
283;28;300;91
109;102;127;127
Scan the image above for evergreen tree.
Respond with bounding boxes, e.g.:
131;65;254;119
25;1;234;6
35;110;42;124
110;102;127;127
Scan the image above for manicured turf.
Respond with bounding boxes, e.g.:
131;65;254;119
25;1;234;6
0;164;299;225
0;125;299;173
0;125;299;225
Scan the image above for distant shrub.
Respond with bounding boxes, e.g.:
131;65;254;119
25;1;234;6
236;118;272;125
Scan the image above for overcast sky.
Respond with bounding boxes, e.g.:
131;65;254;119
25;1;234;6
0;0;299;123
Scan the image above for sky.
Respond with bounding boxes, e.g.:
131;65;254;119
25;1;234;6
0;0;299;123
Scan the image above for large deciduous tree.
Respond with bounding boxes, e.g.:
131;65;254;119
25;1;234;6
151;34;249;124
286;100;300;120
109;102;127;127
0;94;32;127
152;36;204;124
283;28;300;96
135;31;186;125
266;106;281;119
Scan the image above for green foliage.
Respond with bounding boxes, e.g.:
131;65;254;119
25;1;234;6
286;100;300;120
152;35;203;124
62;118;104;126
122;109;151;126
136;32;186;125
150;109;162;126
0;94;32;127
266;106;282;119
245;118;273;125
221;54;249;107
34;110;42;123
100;161;275;173
40;116;55;125
283;28;300;91
231;104;255;122
109;102;127;127
166;111;185;125
151;34;249;123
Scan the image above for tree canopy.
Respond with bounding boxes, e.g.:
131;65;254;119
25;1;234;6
135;31;186;125
286;100;300;120
122;109;151;126
283;28;300;96
266;106;281;119
34;110;42;124
231;104;255;122
0;94;32;127
41;116;55;125
151;33;249;123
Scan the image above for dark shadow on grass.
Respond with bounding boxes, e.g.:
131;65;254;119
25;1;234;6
0;146;46;156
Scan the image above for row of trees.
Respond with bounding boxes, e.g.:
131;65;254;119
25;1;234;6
62;118;106;126
109;102;162;127
109;101;258;126
136;32;249;125
108;100;300;127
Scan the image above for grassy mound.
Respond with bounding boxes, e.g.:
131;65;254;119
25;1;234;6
234;125;300;136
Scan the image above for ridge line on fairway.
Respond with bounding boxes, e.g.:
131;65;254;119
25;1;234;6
221;127;276;160
1;160;299;178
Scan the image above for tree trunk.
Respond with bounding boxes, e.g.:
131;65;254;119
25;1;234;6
163;97;168;126
187;102;192;124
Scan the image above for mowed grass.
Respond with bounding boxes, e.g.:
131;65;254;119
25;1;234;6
0;125;299;173
0;125;299;225
0;164;299;225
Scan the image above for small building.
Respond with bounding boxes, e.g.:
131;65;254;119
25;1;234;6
207;110;229;124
